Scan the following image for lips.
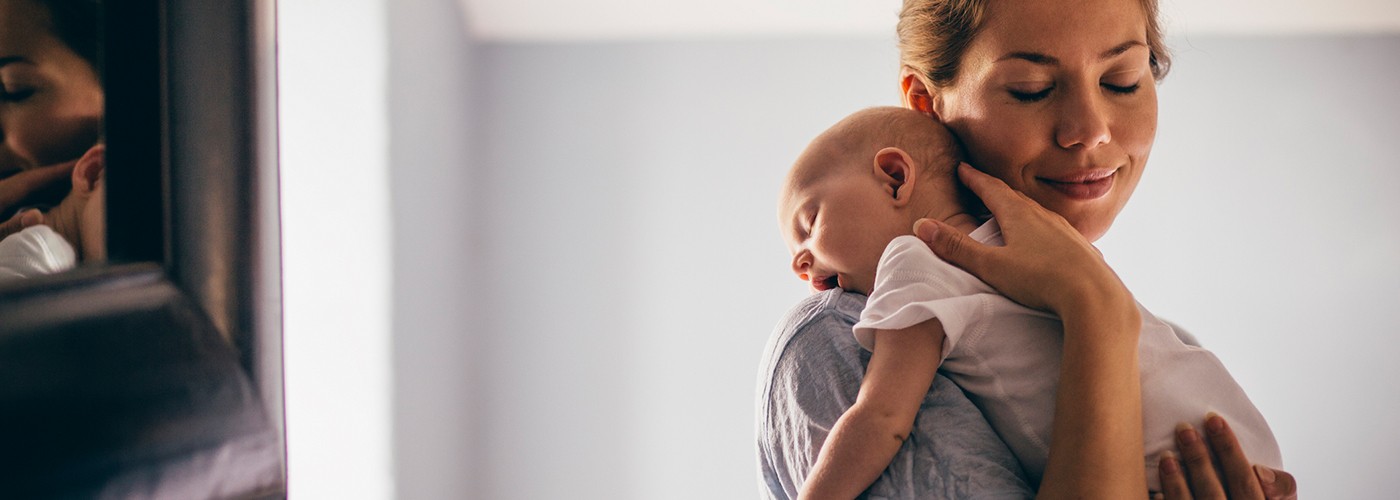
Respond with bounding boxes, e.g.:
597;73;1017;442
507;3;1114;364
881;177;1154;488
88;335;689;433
1038;169;1117;201
810;273;840;292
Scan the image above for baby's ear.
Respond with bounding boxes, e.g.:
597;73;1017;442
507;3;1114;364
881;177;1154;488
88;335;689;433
71;144;105;195
873;147;916;207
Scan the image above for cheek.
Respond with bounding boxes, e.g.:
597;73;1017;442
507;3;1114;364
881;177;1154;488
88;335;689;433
942;96;1041;190
6;99;102;165
1120;91;1158;160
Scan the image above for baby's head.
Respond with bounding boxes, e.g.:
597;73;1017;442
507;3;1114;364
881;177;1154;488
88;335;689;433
41;143;103;262
778;106;971;294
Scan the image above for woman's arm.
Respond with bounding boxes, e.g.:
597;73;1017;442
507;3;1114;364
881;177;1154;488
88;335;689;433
0;162;75;212
917;163;1145;499
799;320;945;500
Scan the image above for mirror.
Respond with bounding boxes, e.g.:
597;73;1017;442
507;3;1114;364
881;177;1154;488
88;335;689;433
0;0;285;496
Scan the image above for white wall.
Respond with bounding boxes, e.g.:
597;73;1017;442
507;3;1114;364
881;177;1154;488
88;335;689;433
388;0;480;498
473;35;1400;498
473;38;895;499
279;0;393;498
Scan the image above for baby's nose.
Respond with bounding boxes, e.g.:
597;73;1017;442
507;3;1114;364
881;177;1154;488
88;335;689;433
791;252;812;282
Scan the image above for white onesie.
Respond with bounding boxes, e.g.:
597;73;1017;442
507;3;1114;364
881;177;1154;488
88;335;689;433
852;220;1283;490
0;225;77;282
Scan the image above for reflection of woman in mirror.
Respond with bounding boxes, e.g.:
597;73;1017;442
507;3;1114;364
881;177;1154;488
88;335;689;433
0;0;103;277
0;0;102;238
757;0;1299;498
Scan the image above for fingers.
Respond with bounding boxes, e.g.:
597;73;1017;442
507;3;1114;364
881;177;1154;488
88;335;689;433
0;160;77;209
913;217;990;276
1203;413;1265;499
19;208;43;227
954;163;1034;221
1255;466;1298;500
1175;423;1227;500
1158;452;1192;500
0;209;34;241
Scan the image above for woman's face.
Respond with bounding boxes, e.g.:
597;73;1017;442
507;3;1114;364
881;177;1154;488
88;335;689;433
924;0;1158;242
0;0;103;176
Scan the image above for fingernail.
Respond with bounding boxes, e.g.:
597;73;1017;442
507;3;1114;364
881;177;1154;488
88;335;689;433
1159;452;1179;475
914;219;938;241
1205;412;1225;436
1176;423;1198;446
1254;464;1276;484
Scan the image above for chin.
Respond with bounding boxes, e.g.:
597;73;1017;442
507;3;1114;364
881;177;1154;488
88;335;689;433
1045;197;1127;243
1064;211;1119;242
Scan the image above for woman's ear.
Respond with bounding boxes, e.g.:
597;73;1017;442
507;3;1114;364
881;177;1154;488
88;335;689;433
873;147;917;207
900;67;941;120
70;144;105;195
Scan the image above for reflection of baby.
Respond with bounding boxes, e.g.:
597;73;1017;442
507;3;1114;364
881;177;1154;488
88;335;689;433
0;144;104;281
777;107;1282;495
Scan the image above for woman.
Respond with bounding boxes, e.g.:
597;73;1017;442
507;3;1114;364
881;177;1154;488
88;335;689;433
756;0;1297;497
0;0;103;239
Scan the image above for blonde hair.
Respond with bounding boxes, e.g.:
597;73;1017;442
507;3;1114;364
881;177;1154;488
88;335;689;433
897;0;1171;88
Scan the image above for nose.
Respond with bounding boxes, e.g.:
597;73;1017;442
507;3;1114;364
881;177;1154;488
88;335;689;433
791;251;812;282
1055;85;1112;150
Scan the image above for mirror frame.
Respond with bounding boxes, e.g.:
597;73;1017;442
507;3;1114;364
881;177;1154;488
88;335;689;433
0;0;285;496
106;0;284;442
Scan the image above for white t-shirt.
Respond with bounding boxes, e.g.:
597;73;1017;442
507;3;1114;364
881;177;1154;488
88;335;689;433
852;220;1283;490
0;225;77;282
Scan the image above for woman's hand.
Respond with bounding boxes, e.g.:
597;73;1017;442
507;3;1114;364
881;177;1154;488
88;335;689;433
0;208;45;241
0;161;76;213
914;163;1134;318
1157;414;1297;500
921;164;1149;498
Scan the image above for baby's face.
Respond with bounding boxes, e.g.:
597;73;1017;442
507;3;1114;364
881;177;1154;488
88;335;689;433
779;160;911;296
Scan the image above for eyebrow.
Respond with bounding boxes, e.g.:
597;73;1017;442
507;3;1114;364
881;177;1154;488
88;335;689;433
997;41;1147;66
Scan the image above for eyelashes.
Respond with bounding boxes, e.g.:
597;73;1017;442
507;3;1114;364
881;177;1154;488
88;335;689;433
1008;82;1142;103
1009;87;1053;103
0;87;34;102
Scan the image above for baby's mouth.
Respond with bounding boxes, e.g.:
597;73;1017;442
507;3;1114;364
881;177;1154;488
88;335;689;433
811;274;840;292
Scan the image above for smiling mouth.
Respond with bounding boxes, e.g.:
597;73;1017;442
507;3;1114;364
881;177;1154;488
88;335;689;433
1038;169;1118;201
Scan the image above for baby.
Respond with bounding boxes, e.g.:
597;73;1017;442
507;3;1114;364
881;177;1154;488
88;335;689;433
777;107;1281;497
0;144;105;281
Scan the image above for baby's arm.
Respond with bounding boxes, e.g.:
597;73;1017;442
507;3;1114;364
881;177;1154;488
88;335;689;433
798;319;946;500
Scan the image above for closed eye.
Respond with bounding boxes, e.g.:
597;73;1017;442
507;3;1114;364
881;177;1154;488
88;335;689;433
1009;87;1053;103
0;87;34;102
1102;82;1140;95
